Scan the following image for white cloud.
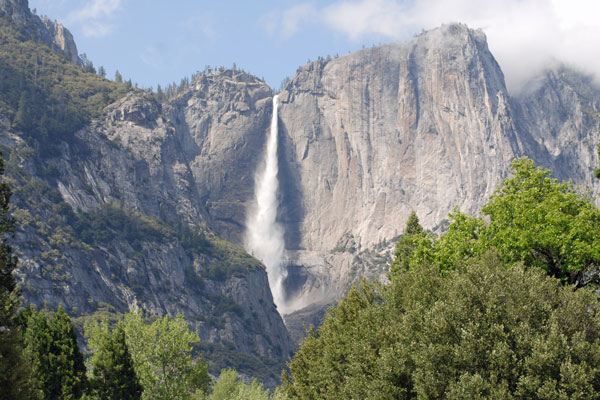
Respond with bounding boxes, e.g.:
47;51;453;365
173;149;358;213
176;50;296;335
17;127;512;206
67;0;122;37
323;0;409;39
276;0;600;92
281;4;318;37
69;0;121;21
260;3;318;38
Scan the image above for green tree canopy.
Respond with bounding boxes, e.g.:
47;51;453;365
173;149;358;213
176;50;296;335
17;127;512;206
390;211;426;278
407;158;600;285
24;305;87;399
121;311;210;400
208;369;275;400
85;320;142;400
283;253;600;399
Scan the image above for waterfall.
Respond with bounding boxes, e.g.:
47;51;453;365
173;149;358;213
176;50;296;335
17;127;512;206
246;95;288;314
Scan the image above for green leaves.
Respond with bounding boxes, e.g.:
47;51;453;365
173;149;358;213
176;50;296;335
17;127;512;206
390;211;427;278
121;311;210;400
23;305;87;399
283;253;600;399
407;158;600;284
85;320;142;400
208;369;273;400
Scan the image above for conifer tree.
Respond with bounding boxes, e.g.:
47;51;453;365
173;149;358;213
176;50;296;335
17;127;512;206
390;211;426;278
87;321;143;400
23;308;53;398
24;305;87;399
13;91;32;132
48;305;87;399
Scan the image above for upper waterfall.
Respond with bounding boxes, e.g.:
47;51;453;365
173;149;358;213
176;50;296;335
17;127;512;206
245;95;289;314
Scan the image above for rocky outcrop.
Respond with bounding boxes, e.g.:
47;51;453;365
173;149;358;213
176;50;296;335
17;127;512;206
2;73;293;380
273;24;524;308
512;68;600;198
0;0;80;64
167;70;273;244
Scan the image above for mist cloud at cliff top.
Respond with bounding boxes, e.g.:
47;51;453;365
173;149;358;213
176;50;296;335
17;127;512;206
276;0;600;93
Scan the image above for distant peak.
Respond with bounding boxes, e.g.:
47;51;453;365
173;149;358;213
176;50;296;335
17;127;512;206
0;0;33;24
0;0;81;65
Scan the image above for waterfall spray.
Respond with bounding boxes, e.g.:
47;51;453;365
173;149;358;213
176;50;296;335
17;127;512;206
246;95;288;313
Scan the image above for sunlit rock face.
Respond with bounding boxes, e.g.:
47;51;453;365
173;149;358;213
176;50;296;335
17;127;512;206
0;0;81;64
276;24;525;311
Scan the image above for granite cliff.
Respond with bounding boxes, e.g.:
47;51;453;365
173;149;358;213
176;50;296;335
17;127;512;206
274;25;600;329
0;0;80;64
513;67;600;196
273;24;526;313
0;0;294;382
1;76;293;382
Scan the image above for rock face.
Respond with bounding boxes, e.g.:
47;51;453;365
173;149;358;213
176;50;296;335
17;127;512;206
512;68;600;196
273;24;525;309
2;74;294;382
166;70;273;244
0;0;81;64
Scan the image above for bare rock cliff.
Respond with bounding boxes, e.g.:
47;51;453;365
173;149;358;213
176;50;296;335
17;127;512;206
276;24;525;308
512;68;600;197
167;70;273;244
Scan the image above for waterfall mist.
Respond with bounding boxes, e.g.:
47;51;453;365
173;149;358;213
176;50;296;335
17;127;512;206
246;95;289;314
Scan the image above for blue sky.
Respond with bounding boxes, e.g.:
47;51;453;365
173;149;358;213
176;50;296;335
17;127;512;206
28;0;392;91
28;0;600;93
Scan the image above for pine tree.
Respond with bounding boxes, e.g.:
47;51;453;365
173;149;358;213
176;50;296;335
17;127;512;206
23;308;53;399
25;305;87;399
87;321;143;400
13;91;32;132
155;84;164;102
390;211;426;278
48;305;87;399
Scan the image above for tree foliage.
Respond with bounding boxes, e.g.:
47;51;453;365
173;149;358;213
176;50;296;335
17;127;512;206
0;17;130;150
23;305;87;399
390;211;426;278
207;368;278;400
283;253;600;399
407;158;600;284
85;320;142;400
122;311;210;400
